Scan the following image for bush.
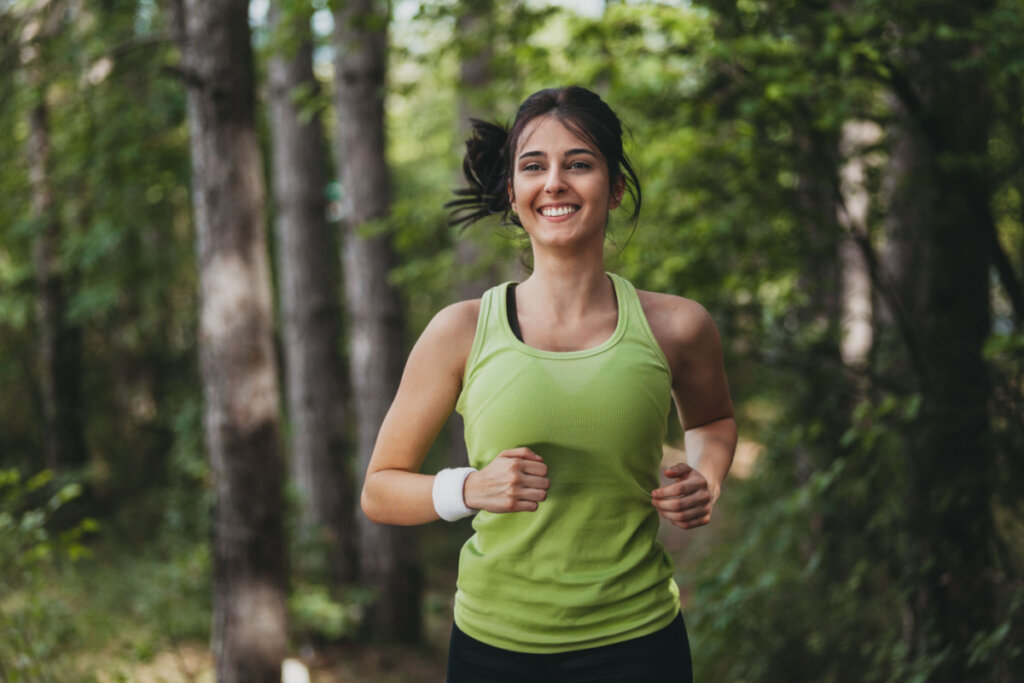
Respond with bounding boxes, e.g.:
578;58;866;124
0;469;97;681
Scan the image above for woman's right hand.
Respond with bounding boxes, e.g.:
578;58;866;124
463;448;549;513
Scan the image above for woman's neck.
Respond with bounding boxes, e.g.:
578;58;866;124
518;246;614;321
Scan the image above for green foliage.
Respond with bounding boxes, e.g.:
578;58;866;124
0;0;198;499
0;2;212;672
162;395;210;540
0;469;98;681
687;391;915;682
121;541;212;647
968;588;1023;669
46;533;213;677
288;582;372;643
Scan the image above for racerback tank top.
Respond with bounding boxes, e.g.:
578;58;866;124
453;273;681;653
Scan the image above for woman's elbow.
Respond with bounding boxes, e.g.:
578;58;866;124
359;467;431;526
360;475;384;523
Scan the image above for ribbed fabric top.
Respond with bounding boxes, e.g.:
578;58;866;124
454;273;680;653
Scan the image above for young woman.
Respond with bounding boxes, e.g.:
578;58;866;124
361;86;737;682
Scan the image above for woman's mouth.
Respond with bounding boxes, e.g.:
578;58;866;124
538;205;579;218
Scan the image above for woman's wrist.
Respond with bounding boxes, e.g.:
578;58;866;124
432;467;478;521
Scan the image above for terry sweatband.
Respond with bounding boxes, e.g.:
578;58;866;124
433;467;478;521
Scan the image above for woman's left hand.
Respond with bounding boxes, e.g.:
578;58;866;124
651;462;718;530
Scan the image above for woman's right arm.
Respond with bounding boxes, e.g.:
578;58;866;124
361;300;480;525
362;299;551;526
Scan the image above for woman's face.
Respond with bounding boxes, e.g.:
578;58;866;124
509;115;622;252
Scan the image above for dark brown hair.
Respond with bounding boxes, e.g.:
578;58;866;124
447;86;642;231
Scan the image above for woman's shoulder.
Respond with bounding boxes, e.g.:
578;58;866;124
635;290;715;342
634;289;721;372
421;299;481;346
394;298;483;387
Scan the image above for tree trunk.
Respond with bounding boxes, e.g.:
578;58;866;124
456;0;495;134
268;0;356;584
836;120;878;369
789;127;852;578
449;0;496;468
792;127;845;485
177;1;289;679
878;94;925;335
885;22;997;680
24;24;87;474
332;0;422;642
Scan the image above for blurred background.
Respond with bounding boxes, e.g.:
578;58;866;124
1;0;1022;680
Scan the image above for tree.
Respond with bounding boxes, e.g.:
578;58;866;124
173;0;288;678
332;0;421;642
21;1;87;474
835;120;879;369
449;0;496;468
267;0;355;584
881;7;998;675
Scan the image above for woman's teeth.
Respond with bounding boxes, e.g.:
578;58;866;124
540;206;577;217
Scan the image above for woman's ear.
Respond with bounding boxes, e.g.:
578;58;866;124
609;175;626;210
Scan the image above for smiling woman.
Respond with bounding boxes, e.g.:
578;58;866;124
448;86;641;235
360;86;737;683
509;116;621;255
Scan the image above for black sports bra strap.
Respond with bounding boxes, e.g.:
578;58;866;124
506;283;523;342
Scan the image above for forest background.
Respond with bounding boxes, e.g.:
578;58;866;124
1;0;1023;681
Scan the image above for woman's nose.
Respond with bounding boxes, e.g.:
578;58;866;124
544;168;566;194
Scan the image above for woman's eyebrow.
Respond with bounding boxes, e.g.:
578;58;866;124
517;150;545;161
517;148;597;161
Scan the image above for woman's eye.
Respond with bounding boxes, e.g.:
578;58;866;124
569;160;591;170
522;163;542;172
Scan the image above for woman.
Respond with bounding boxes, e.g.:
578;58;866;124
361;86;737;682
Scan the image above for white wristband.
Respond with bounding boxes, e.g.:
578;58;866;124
432;467;478;521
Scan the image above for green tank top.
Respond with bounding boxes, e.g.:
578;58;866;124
454;273;681;653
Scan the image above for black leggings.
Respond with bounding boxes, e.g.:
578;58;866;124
446;612;693;683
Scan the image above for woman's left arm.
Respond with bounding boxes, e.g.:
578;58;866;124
643;293;738;529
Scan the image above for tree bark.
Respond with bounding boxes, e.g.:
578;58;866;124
793;126;846;479
878;95;926;344
332;0;422;642
836;120;879;368
176;1;289;679
268;0;356;584
449;0;496;468
23;14;87;474
884;22;997;680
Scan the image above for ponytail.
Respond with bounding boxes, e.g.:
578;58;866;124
446;119;514;230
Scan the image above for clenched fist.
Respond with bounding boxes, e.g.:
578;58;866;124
464;447;550;513
651;462;717;529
